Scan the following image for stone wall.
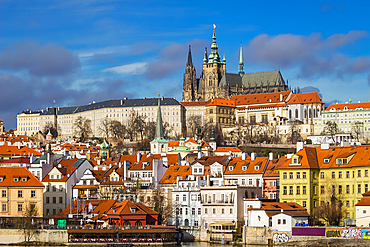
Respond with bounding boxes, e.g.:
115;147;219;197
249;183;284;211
0;229;68;244
243;226;274;245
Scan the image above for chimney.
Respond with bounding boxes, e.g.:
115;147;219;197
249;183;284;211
269;152;274;161
251;152;256;162
118;162;122;168
176;176;181;188
137;153;142;163
296;142;304;153
321;143;329;150
242;153;247;161
280;94;283;102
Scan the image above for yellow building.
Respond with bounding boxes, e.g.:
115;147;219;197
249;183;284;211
0;167;44;216
279;144;370;224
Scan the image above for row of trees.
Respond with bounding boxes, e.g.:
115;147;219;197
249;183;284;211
324;121;364;143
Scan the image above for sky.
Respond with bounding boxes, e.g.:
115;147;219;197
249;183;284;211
1;0;370;129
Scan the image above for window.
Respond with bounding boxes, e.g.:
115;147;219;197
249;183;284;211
18;204;22;212
339;185;342;194
296;186;300;195
332;172;335;178
278;219;281;224
2;204;6;212
53;197;56;204
230;208;233;214
346;171;350;178
358;170;362;178
303;186;306;195
366;170;369;177
283;219;286;224
297;172;300;179
289;186;293;195
179;208;182;215
313;172;316;179
18;190;23;198
13;177;19;182
346;201;350;207
212;208;216;214
52;185;56;192
204;208;208;214
339;171;342;178
183;195;186;201
46;197;49;204
198;208;201;215
303;201;306;207
1;190;6;198
289;172;293;179
176;195;179;201
365;184;368;193
283;186;287;195
185;208;188;215
283;173;287;179
31;190;36;198
303;172;306;179
222;208;225;214
313;186;316;195
321;186;325;194
346;185;350;194
320;172;324;179
59;197;63;204
358;184;362;193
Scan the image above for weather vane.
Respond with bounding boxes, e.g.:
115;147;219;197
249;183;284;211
213;24;216;30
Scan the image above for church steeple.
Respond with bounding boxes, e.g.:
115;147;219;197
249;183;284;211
187;45;193;66
208;24;221;63
238;44;244;76
150;97;168;154
203;47;208;64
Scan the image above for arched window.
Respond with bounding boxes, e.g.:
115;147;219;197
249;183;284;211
184;219;189;226
309;108;312;118
313;108;316;118
135;221;143;227
295;109;298;119
289;110;292;119
123;221;131;227
304;109;307;119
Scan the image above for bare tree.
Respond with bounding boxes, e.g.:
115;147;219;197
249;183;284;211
145;186;173;225
73;116;92;142
324;121;338;143
21;202;40;243
126;109;146;141
144;122;156;140
163;122;173;140
286;120;302;144
352;121;364;142
98;117;111;138
109;120;127;138
186;115;202;138
42;123;61;139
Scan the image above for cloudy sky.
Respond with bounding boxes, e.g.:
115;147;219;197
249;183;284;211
1;0;370;129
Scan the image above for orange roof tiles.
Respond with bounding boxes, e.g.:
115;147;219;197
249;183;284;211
42;158;90;182
181;99;212;106
0;167;44;187
325;102;370;111
225;157;269;175
263;157;288;177
231;91;291;106
214;147;242;153
206;98;235;107
160;165;192;184
287;92;324;105
259;202;309;217
0;145;42;156
108;200;158;216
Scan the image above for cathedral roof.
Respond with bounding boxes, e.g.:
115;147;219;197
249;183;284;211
219;70;284;88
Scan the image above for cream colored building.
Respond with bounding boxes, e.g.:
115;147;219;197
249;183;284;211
16;111;41;136
17;97;185;139
0;167;44;217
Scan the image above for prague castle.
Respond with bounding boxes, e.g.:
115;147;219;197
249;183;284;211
182;27;289;102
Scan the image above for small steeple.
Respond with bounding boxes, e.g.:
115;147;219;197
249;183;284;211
187;45;193;66
150;96;168;154
222;53;226;64
238;44;244;77
203;47;208;64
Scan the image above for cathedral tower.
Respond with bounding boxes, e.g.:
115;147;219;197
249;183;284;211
182;45;197;101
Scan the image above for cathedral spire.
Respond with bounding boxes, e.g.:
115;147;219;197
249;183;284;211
239;44;244;76
187;45;193;66
208;24;221;63
203;47;208;64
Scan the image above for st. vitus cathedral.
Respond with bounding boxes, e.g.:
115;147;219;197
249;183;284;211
182;27;289;102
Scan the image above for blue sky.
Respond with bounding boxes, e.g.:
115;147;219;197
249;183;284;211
1;0;370;129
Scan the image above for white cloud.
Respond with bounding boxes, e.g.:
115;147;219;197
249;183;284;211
103;62;147;75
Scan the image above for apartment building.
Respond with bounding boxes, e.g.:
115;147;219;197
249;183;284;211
279;144;370;224
0;167;44;216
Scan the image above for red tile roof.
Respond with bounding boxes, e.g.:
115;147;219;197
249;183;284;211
325;102;370;111
206;98;235;107
181;99;212;106
0;145;42;156
214;147;242;153
287;92;324;105
0;167;44;187
231;91;291;106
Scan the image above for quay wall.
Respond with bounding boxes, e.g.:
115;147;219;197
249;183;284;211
0;229;68;244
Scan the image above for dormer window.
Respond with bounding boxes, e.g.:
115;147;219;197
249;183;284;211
254;165;260;171
13;177;19;182
130;208;136;213
21;177;27;182
242;166;247;171
229;166;234;171
0;177;3;182
292;158;298;164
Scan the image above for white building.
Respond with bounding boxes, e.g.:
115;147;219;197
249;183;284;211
356;191;370;227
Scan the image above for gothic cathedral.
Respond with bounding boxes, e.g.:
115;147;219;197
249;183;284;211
182;27;289;102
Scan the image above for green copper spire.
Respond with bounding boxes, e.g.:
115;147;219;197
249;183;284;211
238;44;244;76
151;97;167;143
208;24;221;63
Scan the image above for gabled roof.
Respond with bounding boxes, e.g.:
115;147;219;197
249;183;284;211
42;158;90;182
55;199;117;218
0;145;42;156
160;165;192;184
287;92;324;105
206;98;235;107
0;167;44;187
263;157;288;177
107;200;158;216
257;202;309;218
224;157;268;175
214;147;242;153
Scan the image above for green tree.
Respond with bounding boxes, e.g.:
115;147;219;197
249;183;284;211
73;116;92;142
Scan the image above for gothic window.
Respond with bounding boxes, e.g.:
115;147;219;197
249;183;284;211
295;109;298;119
313;108;316;118
289;110;292;119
